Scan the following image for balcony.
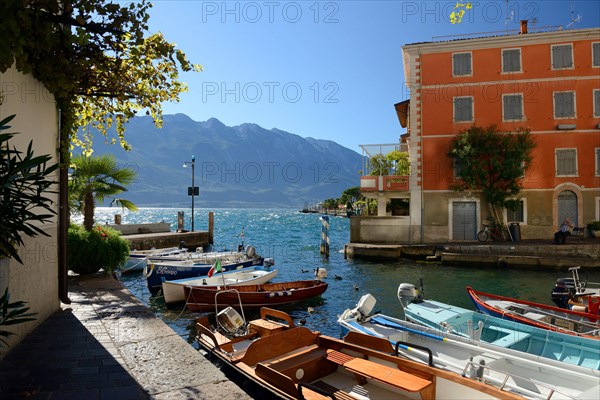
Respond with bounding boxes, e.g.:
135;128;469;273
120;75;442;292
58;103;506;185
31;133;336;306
360;175;409;192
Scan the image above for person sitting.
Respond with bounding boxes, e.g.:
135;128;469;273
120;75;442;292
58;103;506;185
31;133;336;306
554;217;574;244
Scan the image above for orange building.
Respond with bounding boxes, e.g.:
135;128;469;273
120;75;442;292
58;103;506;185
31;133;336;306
358;24;600;243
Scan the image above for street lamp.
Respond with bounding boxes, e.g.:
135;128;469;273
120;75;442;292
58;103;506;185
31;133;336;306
183;155;197;231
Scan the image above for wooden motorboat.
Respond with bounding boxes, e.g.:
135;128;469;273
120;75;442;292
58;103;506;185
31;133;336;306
161;267;278;305
338;293;600;399
467;286;600;339
184;280;327;311
195;307;525;400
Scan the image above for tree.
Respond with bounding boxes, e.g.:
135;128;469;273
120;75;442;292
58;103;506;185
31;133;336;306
340;187;362;209
0;0;201;154
448;125;536;224
368;154;392;176
450;2;472;24
386;150;410;175
69;154;137;231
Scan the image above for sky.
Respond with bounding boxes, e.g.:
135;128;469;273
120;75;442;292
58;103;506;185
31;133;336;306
147;0;600;152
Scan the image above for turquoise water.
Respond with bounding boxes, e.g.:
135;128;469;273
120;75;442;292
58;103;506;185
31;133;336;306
94;207;599;345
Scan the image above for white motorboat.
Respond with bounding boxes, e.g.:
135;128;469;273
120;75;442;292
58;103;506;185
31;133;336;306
162;267;278;305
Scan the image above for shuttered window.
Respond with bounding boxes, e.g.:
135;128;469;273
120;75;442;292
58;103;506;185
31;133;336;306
553;92;575;118
556;149;577;176
594;90;600;117
593;43;600;67
596;148;600;176
502;49;521;72
453;53;472;76
503;94;523;121
454;97;473;122
552;44;573;69
454;158;463;179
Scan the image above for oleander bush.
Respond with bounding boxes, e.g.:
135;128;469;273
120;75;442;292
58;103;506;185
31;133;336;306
67;224;129;274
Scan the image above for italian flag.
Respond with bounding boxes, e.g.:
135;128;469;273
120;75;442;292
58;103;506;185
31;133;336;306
207;259;222;278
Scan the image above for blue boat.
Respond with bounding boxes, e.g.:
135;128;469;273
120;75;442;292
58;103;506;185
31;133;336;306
145;257;265;294
402;292;600;370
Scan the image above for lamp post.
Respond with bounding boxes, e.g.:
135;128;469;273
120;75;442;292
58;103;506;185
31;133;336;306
183;156;197;231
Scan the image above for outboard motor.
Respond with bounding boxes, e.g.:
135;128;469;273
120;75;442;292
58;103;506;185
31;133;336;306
314;268;328;280
217;306;246;335
397;283;423;308
343;294;377;322
551;277;576;309
263;258;275;267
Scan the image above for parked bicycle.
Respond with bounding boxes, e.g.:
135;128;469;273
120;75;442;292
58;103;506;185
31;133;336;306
477;224;507;242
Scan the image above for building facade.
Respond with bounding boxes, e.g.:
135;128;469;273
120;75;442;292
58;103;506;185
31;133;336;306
357;25;600;243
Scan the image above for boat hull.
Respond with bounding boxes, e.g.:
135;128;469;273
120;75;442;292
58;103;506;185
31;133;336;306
184;280;327;311
162;268;278;305
467;286;600;339
404;299;600;370
146;258;264;293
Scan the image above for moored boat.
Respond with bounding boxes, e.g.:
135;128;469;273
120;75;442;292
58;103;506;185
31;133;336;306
161;267;279;305
550;266;600;311
338;293;600;399
399;283;600;371
195;306;525;399
184;280;328;311
121;246;187;273
145;257;266;294
467;286;600;339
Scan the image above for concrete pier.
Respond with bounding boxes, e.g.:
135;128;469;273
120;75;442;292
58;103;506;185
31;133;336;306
344;239;600;270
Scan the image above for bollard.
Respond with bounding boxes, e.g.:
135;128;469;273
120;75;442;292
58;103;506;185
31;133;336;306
114;214;121;224
320;216;330;258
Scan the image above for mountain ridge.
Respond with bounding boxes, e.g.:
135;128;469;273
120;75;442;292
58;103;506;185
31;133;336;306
89;114;363;208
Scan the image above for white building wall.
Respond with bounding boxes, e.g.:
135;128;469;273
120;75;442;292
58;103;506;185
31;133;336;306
0;66;60;355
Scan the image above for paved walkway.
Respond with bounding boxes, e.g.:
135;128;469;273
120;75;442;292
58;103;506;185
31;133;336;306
0;275;251;400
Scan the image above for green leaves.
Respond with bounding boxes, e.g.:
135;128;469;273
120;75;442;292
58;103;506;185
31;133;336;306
447;125;536;210
0;288;37;349
0;114;58;264
68;154;137;230
0;1;201;154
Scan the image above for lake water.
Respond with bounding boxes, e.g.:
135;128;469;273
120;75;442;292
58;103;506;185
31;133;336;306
92;207;599;347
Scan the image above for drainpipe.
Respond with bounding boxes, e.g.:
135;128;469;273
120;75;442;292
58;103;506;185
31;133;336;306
58;107;70;304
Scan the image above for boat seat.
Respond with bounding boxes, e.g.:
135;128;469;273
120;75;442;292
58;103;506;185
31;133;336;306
325;349;433;397
491;333;530;348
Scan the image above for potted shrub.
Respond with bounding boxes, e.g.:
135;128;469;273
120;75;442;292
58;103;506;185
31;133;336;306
585;221;600;238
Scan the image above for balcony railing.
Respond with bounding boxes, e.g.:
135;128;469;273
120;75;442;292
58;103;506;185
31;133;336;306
360;175;409;192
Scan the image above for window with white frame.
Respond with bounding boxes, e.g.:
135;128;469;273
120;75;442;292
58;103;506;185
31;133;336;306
594;89;600;118
453;96;473;122
453;52;472;76
553;91;576;119
556;149;578;176
551;44;573;69
503;94;524;121
593;42;600;67
502;48;521;73
507;200;525;223
596;148;600;176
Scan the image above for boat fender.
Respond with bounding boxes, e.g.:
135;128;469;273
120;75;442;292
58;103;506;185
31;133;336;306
495;258;508;268
571;305;588;313
142;263;155;279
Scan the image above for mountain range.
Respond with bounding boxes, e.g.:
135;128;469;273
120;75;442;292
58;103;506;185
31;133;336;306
89;114;364;208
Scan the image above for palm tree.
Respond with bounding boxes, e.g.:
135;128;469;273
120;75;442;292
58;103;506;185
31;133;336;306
69;154;138;231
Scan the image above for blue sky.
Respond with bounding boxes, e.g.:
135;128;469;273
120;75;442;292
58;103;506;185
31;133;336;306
148;0;600;151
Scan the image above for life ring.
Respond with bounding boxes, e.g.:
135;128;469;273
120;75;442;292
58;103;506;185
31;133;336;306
143;263;155;279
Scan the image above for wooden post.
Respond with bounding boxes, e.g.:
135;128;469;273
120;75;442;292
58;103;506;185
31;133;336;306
177;211;185;232
114;214;121;224
320;216;330;258
208;212;214;244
